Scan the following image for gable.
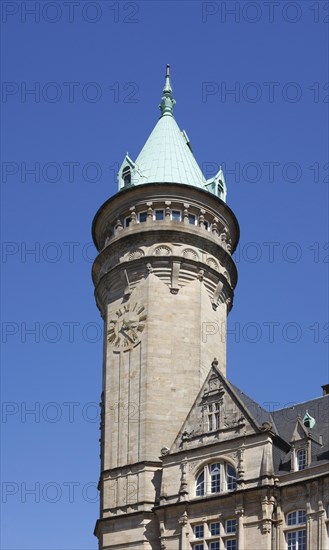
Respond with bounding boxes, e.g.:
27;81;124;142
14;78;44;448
291;418;309;443
170;362;271;454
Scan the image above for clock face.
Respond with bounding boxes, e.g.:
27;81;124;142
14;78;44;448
107;302;147;349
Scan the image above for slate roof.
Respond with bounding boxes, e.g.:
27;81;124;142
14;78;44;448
231;384;329;473
272;395;329;470
230;382;278;433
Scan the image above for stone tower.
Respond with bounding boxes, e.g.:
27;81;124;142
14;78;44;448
92;66;239;548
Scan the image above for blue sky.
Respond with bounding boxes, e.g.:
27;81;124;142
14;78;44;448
1;1;328;548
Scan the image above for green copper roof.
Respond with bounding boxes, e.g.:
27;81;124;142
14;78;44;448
134;111;206;188
117;66;227;201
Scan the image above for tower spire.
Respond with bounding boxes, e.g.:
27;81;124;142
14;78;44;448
159;64;176;117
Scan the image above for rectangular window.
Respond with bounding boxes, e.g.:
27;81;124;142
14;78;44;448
226;519;237;534
194;525;204;539
138;211;147;223
188;213;196;225
287;530;306;550
124;216;131;228
225;539;237;550
171;210;182;221
210;522;220;536
154;209;164;220
209;543;220;550
297;449;307;471
207;402;220;431
193;545;204;550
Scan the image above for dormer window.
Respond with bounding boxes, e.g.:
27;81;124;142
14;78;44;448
122;166;131;186
296;449;307;471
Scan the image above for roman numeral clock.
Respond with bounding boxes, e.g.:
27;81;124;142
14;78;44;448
107;302;147;349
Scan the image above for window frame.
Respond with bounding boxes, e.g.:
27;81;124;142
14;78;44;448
190;519;236;550
207;402;220;432
188;213;197;225
195;461;237;497
171;209;182;222
138;211;147;223
124;216;131;228
225;519;237;534
285;510;307;550
296;448;307;471
193;524;204;539
122;166;131;187
154;209;165;221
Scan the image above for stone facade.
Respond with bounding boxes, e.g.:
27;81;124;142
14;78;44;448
92;69;328;549
92;181;329;549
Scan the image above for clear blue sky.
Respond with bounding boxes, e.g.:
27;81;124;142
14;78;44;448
1;1;328;548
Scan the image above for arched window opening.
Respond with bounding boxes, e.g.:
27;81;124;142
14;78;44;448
122;166;131;186
195;461;236;497
196;470;204;497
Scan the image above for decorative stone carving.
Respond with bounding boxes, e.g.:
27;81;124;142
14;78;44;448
179;460;189;500
165;201;171;220
197;269;204;281
183;248;198;260
178;511;188;526
129;206;137;224
211;217;219;236
154;245;172;256
114;218;123;234
146;202;153;221
128;249;145;261
199;208;205;228
207;257;219;270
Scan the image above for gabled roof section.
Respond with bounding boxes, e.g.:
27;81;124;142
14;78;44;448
169;360;277;454
290;418;311;443
272;395;329;457
117;66;226;200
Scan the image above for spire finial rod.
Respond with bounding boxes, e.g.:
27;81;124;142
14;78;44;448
159;64;176;117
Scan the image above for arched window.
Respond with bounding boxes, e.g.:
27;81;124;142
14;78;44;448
195;462;236;497
122;166;131;186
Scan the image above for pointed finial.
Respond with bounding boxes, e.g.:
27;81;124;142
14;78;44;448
159;64;176;117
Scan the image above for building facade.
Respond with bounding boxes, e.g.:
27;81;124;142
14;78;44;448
92;67;329;549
